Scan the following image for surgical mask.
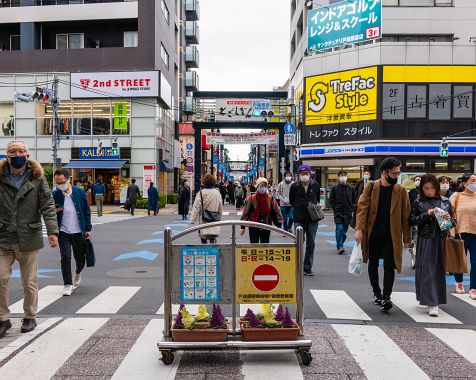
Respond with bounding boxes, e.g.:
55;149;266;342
364;175;369;181
440;184;450;191
467;183;476;193
339;176;348;184
415;181;421;188
299;175;310;183
56;184;68;192
285;176;292;183
8;155;27;169
258;187;268;194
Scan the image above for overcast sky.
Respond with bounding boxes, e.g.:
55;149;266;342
199;0;290;161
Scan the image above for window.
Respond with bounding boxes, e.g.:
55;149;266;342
161;0;169;23
123;31;138;48
0;102;14;136
161;43;169;68
9;35;19;50
56;33;84;49
451;159;471;172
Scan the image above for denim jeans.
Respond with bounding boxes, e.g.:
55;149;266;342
335;223;349;250
280;206;294;232
453;233;476;289
295;222;319;273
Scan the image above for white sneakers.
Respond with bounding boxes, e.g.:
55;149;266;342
73;273;82;288
63;285;73;296
455;283;465;294
429;306;439;317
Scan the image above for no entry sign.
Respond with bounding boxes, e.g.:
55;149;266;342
252;264;279;291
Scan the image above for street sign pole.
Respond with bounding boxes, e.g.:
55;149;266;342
51;75;59;175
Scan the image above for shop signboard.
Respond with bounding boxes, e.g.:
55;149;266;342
79;147;120;159
70;71;160;98
113;102;128;130
206;132;278;145
229;162;248;171
284;133;296;146
307;0;382;53
236;246;296;304
215;99;271;121
143;165;156;197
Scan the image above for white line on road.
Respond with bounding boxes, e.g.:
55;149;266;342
391;292;462;324
0;318;108;380
333;324;430;380
427;328;476;363
452;293;476;309
9;285;64;314
241;350;303;380
112;318;182;380
76;286;141;314
156;303;199;315
310;289;371;321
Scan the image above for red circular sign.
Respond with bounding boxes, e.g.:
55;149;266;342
252;264;279;292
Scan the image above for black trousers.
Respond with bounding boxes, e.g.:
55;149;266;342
368;234;396;298
249;227;271;243
59;232;86;286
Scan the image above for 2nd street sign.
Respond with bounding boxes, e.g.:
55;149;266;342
284;133;296;146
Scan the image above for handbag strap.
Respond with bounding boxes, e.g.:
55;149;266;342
453;192;461;223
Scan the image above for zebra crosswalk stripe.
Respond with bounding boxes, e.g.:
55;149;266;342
76;286;141;314
426;328;476;364
309;289;372;321
9;285;64;314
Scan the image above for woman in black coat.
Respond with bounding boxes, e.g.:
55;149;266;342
410;174;455;317
178;179;191;220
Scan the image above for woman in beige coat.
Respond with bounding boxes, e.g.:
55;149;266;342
191;174;223;244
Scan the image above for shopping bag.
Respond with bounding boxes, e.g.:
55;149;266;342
348;243;363;275
444;233;468;274
85;237;96;267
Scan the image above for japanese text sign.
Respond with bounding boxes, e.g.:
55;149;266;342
113;102;128;130
305;66;378;126
206;132;278;145
215;99;271;121
79;147;120;159
236;246;296;304
308;0;382;53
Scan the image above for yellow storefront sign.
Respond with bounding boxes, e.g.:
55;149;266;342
383;65;476;83
305;66;378;126
236;246;296;304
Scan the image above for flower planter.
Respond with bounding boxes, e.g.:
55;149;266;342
193;321;210;329
241;323;300;341
171;327;228;342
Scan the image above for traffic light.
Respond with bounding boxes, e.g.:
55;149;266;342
440;140;449;158
112;141;119;156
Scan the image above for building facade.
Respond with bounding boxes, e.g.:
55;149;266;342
0;0;200;201
289;0;476;193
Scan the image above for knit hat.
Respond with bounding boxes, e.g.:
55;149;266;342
298;164;311;174
256;177;268;187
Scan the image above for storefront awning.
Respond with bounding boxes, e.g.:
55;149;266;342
63;159;129;169
159;160;174;173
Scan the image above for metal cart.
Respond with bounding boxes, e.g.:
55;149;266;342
157;221;313;365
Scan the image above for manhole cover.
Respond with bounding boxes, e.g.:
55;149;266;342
106;267;161;279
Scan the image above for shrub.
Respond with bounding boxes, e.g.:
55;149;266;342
167;193;179;204
158;194;167;208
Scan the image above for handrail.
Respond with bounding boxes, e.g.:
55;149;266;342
170;220;296;242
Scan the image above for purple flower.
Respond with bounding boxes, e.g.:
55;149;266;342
209;304;226;329
246;310;262;328
274;304;285;321
244;308;255;321
281;307;294;328
179;304;185;310
174;310;184;329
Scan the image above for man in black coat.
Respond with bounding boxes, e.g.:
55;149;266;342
290;164;320;276
126;179;140;216
329;170;355;255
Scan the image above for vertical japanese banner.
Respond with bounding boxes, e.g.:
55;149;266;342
113;102;128;130
142;165;156;198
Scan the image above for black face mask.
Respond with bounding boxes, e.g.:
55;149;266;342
386;173;398;185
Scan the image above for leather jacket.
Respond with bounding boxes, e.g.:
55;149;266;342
410;196;454;239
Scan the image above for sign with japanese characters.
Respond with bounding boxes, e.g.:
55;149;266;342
215;99;271;121
284;133;296;146
236;246;296;304
180;246;220;302
113;102;128;130
229;162;248;171
305;66;378;126
308;0;382;53
206;132;278;145
453;86;473;119
79;147;120;159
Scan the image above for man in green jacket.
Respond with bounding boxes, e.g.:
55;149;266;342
0;141;59;338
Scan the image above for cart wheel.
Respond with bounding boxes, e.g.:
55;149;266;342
300;350;312;366
160;351;174;365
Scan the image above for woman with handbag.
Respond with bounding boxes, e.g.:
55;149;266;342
410;174;455;317
450;172;476;299
190;174;222;244
240;177;283;243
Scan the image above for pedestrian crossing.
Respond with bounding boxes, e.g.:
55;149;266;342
222;211;244;216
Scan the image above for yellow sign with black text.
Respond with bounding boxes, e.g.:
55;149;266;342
236;246;296;304
305;66;378;126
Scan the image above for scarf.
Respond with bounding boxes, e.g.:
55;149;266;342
251;191;270;223
204;184;215;189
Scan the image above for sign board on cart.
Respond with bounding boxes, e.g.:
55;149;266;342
236;245;297;304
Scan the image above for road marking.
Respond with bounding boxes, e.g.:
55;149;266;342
76;286;141;314
0;318;107;380
391;292;462;324
237;211;243;216
310;289;371;321
9;285;64;314
112;319;182;379
427;328;476;363
156;303;199;315
223;212;230;216
452;293;476;309
241;350;303;380
0;317;62;362
333;324;430;380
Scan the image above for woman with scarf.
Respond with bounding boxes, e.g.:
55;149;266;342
240;177;283;243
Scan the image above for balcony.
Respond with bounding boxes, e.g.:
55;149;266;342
185;21;199;44
184;96;196;115
185;45;199;68
185;0;199;21
185;71;199;91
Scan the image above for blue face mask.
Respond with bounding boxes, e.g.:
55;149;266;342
258;187;268;194
9;155;27;169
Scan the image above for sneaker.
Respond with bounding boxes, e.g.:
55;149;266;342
337;248;346;255
455;283;465;294
429;306;439;317
63;285;73;296
20;318;37;333
73;273;82;287
0;319;12;338
303;271;314;276
373;293;383;306
470;289;476;300
380;298;393;312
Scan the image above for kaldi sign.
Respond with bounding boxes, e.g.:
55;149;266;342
70;71;160;98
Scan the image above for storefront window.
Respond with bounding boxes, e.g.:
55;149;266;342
404;159;426;171
0;102;14;136
73;101;92;135
451;159;471;172
429;159;448;172
92;100;111;135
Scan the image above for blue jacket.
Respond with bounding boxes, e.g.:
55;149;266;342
147;186;159;210
52;186;92;233
93;183;105;195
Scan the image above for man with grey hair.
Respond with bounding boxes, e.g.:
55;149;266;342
0;140;58;338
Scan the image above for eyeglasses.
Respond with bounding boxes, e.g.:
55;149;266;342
7;149;27;155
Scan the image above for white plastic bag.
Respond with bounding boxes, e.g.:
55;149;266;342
348;242;363;275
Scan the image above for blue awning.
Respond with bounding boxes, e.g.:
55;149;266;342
63;159;128;169
159;160;174;173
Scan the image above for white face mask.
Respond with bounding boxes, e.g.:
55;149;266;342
440;184;450;191
285;176;292;182
56;183;68;192
467;183;476;193
258;187;268;194
300;175;310;183
415;181;421;188
339;176;348;184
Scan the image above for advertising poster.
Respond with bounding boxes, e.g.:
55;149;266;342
142;165;156;198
